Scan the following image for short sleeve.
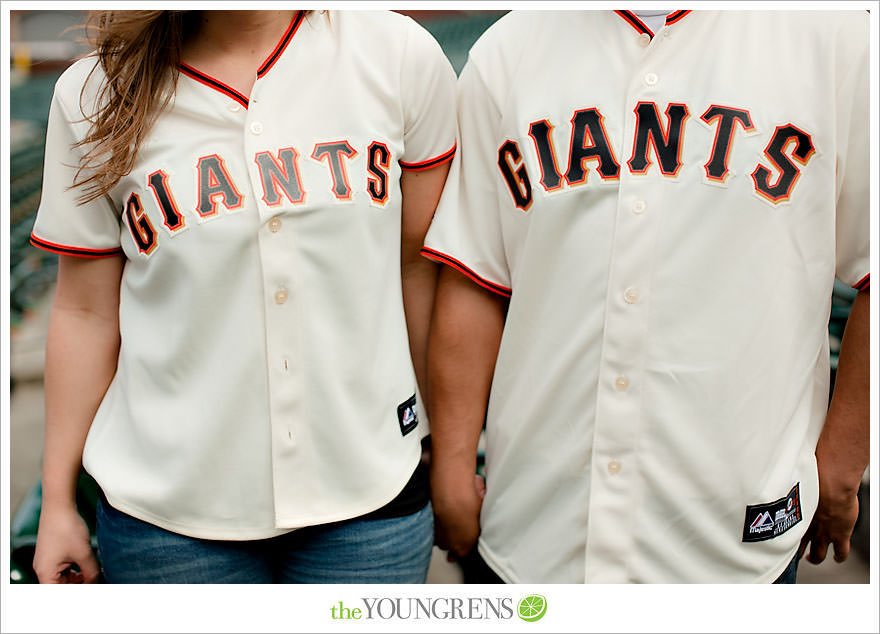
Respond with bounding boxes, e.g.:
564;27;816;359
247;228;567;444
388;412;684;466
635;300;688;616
398;20;457;171
422;60;511;297
30;63;123;258
834;13;869;291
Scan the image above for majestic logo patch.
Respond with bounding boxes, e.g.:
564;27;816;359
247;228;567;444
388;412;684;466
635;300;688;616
397;394;418;437
742;483;802;543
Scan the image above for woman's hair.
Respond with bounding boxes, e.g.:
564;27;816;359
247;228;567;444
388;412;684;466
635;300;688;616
73;11;196;204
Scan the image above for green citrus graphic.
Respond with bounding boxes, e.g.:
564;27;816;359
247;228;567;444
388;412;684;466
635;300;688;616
517;594;547;622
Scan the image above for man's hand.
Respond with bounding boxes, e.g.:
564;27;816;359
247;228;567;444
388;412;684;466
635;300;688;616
432;469;486;561
426;266;507;562
801;289;869;565
799;468;861;564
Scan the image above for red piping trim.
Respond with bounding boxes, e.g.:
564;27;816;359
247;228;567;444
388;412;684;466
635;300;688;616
614;10;653;37
30;234;124;259
400;144;457;171
421;247;512;298
666;10;691;25
614;10;691;37
257;11;305;77
179;64;249;109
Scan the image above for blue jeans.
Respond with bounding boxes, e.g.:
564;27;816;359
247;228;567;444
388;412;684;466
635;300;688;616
772;552;800;584
96;497;433;583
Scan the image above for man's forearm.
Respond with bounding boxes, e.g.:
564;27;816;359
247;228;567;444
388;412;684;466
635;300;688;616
427;266;508;475
816;289;869;489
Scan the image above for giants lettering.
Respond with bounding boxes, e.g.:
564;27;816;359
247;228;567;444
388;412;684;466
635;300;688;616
627;102;689;176
196;155;244;218
122;137;440;257
496;102;814;208
147;170;185;232
367;142;391;205
255;147;306;207
700;105;754;183
124;193;158;255
751;124;816;203
564;108;620;186
528;120;563;192
312;141;357;201
497;140;533;211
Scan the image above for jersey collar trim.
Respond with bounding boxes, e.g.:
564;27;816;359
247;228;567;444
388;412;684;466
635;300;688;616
615;10;691;37
179;63;250;109
257;10;305;78
178;10;306;109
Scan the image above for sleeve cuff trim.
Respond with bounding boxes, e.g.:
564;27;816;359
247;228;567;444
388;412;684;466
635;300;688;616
421;246;512;298
30;233;124;259
853;274;870;291
400;143;457;171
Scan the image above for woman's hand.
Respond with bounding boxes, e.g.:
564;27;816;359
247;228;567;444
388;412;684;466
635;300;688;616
34;504;100;583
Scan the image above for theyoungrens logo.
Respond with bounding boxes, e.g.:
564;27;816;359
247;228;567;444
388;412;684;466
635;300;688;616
517;595;547;622
330;595;547;622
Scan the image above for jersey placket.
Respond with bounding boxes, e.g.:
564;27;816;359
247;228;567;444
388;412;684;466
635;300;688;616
216;12;305;526
583;24;667;583
243;74;305;524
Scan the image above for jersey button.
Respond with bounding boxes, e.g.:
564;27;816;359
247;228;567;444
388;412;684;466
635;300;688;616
638;33;651;47
274;287;289;304
250;121;264;135
632;200;646;214
229;103;241;113
269;216;282;233
624;287;640;304
645;72;658;86
614;376;629;391
607;460;622;475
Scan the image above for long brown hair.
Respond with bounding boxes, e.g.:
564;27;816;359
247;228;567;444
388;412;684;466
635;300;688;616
73;11;196;204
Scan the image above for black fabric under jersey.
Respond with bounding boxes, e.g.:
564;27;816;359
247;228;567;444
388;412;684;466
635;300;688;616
357;458;430;521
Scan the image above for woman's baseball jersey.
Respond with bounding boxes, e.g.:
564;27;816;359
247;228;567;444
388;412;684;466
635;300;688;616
31;10;457;539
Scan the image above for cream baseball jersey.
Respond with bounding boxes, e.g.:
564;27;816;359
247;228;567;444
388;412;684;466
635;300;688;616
423;10;868;582
31;11;457;539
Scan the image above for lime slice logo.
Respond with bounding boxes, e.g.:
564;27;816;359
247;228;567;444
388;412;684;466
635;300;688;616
517;594;547;622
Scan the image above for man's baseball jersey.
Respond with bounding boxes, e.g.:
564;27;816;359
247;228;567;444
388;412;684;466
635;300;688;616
31;10;457;539
423;10;869;582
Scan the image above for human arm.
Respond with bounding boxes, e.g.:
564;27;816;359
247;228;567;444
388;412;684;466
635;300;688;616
400;162;451;409
428;266;508;559
801;288;869;564
33;254;124;583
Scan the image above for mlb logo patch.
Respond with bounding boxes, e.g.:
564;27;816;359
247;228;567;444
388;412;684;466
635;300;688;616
750;511;775;533
397;394;419;437
742;483;802;543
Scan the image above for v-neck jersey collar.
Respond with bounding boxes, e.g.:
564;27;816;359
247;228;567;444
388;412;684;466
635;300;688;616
614;10;691;38
179;10;305;110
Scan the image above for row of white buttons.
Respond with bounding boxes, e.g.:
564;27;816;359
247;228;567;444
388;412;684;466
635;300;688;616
612;192;641;471
270;214;285;302
607;28;669;480
228;104;264;136
638;27;671;48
